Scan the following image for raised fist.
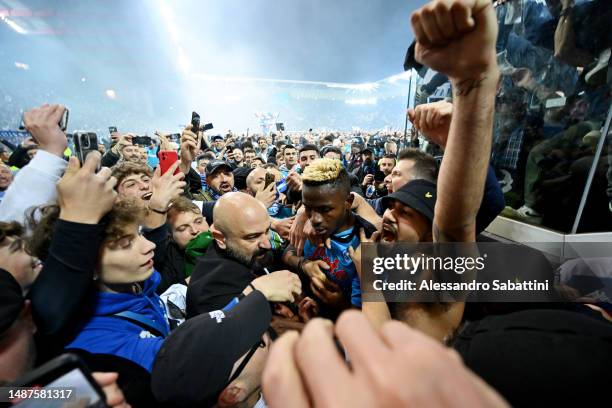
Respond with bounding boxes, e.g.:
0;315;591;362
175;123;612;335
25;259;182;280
411;0;498;80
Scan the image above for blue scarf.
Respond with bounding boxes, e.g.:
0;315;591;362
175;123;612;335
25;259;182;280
206;186;238;201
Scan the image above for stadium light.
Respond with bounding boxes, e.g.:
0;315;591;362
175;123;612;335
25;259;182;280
345;98;377;105
158;0;190;74
14;61;29;70
1;16;27;34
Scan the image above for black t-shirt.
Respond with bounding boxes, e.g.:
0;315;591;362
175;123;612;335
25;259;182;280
452;306;612;406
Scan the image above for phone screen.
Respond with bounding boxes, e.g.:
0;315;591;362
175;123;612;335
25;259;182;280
12;368;104;407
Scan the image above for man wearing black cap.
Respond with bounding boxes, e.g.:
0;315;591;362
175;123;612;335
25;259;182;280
379;179;437;243
195;160;237;224
352;146;377;185
211;135;225;156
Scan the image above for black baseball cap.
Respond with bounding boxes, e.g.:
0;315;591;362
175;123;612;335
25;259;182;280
205;160;233;176
0;268;24;335
381;179;437;222
211;135;224;142
361;146;374;154
233;166;253;190
151;290;272;406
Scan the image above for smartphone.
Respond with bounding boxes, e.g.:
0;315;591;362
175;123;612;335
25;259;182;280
264;172;276;189
191;111;201;132
19;108;69;133
132;136;152;146
108;126;118;135
374;169;386;183
168;133;181;143
58;108;69;132
73;132;99;166
158;150;180;175
202;123;214;131
3;353;108;407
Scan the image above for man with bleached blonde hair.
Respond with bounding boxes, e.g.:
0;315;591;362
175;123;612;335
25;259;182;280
282;159;376;315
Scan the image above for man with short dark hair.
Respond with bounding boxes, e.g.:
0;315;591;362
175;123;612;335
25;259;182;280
257;137;270;162
279;144;298;176
243;148;256;167
297;144;320;170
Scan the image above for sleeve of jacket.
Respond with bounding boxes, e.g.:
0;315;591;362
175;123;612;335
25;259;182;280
0;150;67;225
29;220;104;336
185;167;203;196
101;150;120;167
475;165;506;235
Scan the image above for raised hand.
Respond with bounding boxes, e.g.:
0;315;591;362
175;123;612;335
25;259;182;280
179;125;200;173
57;152;117;224
407;100;453;148
251;270;302;302
255;182;277;208
301;259;330;283
411;0;498;81
111;134;133;156
263;312;509;408
22;104;67;157
149;161;186;212
286;171;302;192
271;216;294;241
289;207;308;256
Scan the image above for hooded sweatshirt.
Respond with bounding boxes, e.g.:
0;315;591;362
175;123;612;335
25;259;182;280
66;271;169;372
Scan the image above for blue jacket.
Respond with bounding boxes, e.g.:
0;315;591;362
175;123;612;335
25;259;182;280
66;271;169;372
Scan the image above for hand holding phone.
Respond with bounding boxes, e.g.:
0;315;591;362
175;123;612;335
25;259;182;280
191;111;201;133
74;132;99;166
21;104;68;157
158;150;180;175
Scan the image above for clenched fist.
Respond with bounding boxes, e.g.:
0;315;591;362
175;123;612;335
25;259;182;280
411;0;498;81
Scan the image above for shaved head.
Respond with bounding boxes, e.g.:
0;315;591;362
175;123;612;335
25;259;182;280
213;192;269;237
212;192;272;268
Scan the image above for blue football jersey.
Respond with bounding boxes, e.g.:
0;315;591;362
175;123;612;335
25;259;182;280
303;226;362;307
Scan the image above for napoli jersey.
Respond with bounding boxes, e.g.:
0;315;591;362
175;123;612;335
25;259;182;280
303;226;362;307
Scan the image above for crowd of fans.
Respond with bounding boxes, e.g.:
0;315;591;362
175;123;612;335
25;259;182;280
408;0;611;233
0;1;611;407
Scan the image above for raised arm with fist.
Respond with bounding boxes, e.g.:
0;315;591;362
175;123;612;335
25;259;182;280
22;104;68;157
411;0;498;83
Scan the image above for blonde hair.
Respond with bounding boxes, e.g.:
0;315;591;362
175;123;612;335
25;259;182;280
302;158;343;183
301;158;350;194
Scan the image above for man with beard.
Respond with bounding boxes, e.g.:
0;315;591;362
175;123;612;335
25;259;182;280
186;192;301;316
195;160;239;225
353;146;377;183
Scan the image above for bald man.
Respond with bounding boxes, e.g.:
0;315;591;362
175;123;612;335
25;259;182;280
186;192;297;316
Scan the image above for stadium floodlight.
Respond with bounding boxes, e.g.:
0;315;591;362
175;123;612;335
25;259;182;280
1;16;27;34
387;71;412;83
345;98;377;105
327;82;379;91
158;0;190;74
14;61;29;70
